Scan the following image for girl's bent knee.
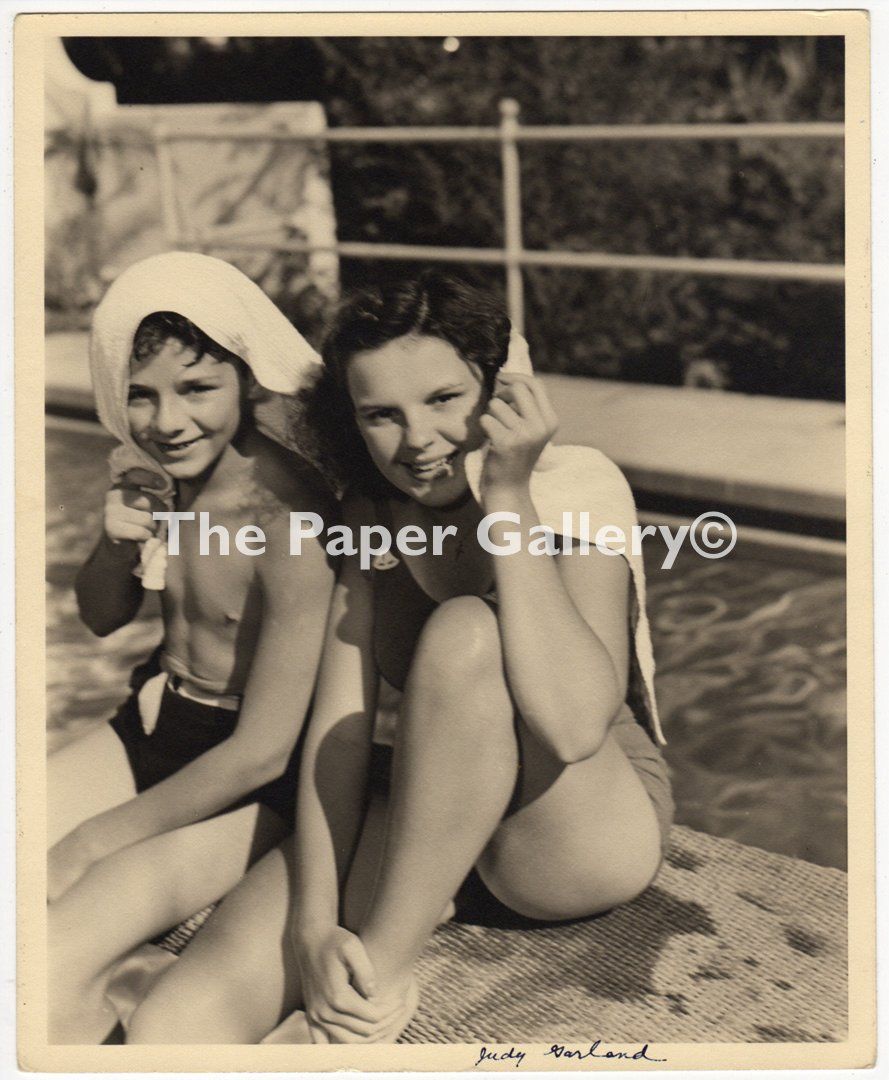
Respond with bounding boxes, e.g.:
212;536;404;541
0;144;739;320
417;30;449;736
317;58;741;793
413;596;501;680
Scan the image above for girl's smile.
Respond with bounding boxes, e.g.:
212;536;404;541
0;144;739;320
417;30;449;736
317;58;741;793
400;449;460;480
347;334;488;507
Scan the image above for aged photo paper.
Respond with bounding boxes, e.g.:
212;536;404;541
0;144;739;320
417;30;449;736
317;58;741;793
15;7;874;1073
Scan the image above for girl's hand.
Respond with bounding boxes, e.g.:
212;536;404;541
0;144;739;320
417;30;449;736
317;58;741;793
295;927;404;1043
47;824;99;902
104;469;167;544
479;372;558;501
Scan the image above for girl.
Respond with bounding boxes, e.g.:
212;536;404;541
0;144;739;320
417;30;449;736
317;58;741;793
125;272;672;1045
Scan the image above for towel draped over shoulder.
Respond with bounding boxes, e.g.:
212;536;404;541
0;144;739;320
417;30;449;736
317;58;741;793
464;331;663;746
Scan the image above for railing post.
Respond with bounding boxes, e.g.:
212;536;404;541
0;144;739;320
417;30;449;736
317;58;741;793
153;125;186;247
499;99;525;335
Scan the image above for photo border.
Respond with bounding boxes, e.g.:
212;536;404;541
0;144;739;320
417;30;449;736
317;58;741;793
15;8;874;1071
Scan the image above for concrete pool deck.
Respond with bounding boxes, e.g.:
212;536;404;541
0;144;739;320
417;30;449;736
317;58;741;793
44;331;845;523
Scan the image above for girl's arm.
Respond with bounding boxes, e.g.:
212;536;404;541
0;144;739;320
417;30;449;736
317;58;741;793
292;498;407;1041
49;500;336;900
481;376;630;764
486;489;629;763
293;549;378;938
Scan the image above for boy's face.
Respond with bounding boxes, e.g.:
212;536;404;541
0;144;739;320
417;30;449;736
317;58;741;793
127;338;247;481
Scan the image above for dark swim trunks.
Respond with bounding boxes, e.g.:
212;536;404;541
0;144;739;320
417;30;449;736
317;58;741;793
108;652;300;823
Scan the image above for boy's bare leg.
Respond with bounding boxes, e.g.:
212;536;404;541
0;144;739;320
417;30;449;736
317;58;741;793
48;724;137;847
126;843;301;1044
48;803;287;1044
130;805;403;1045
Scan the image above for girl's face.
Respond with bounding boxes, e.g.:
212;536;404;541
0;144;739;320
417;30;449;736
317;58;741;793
127;338;246;481
346;334;488;507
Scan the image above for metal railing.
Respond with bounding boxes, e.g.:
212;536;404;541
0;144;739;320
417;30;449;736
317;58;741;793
154;99;845;334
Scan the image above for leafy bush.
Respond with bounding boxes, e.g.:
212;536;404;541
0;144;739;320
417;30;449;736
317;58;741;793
61;35;845;398
317;36;844;399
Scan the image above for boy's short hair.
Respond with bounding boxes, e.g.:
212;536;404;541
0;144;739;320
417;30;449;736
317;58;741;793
131;311;244;371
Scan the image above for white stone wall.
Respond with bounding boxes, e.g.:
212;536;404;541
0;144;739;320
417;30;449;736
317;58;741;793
45;41;339;332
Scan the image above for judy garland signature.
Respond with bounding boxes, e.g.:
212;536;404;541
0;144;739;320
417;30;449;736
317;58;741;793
474;1042;667;1067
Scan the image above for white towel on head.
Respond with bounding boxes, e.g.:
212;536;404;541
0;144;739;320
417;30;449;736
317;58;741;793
90;250;324;590
464;331;664;745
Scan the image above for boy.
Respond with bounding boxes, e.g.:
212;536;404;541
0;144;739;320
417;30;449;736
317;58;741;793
47;252;336;1043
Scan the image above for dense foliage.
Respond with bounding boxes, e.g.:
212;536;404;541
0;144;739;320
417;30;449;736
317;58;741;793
62;35;845;398
318;36;844;399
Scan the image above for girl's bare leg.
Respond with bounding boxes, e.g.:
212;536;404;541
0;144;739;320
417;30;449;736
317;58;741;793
48;724;137;847
354;597;520;996
475;728;662;922
49;803;286;1044
124;593;662;1047
352;595;662;1035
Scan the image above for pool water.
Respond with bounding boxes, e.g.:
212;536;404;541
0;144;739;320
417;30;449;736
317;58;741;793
46;423;847;870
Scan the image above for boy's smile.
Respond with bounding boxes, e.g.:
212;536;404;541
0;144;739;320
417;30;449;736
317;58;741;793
127;339;246;481
346;334;487;508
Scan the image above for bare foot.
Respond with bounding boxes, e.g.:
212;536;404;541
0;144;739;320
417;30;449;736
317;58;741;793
261;1010;314;1044
367;973;420;1043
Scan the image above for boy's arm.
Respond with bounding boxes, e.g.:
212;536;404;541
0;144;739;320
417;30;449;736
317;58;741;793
50;498;336;895
74;534;145;636
75;469;170;636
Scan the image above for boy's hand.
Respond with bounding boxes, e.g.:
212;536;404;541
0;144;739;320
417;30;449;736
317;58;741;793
479;372;558;502
296;927;404;1043
104;469;168;544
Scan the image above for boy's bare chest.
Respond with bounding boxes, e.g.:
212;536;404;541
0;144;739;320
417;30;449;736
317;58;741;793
163;504;263;628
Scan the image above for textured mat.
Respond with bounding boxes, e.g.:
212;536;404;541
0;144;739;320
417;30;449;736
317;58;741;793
156;825;846;1044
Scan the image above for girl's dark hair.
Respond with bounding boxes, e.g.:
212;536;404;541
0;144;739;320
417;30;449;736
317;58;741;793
309;272;511;496
131;312;243;369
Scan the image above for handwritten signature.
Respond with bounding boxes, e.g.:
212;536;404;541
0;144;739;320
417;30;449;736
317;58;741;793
474;1046;527;1068
546;1042;666;1063
473;1041;666;1067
